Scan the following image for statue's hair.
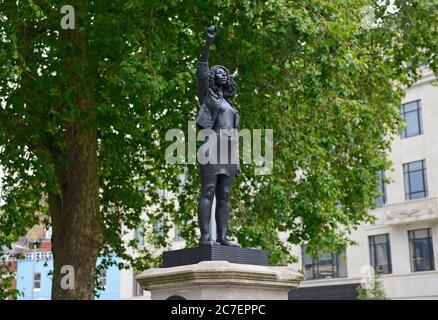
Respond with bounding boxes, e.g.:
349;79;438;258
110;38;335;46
209;65;237;98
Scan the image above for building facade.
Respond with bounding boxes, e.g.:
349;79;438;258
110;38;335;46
16;255;124;300
290;68;438;300
7;225;139;300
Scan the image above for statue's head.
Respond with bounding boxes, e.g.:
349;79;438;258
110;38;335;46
209;65;237;99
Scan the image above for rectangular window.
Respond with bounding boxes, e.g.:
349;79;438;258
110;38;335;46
401;100;423;138
369;234;392;274
154;216;165;236
404;160;428;200
175;227;184;241
376;170;387;207
134;227;145;247
33;273;41;290
409;228;435;272
99;269;107;288
302;245;348;280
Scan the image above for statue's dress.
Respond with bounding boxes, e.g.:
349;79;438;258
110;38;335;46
195;62;241;177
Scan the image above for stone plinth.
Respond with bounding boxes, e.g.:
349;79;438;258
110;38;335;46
136;261;302;300
163;245;268;267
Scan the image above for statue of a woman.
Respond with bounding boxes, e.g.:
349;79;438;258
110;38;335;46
195;26;240;246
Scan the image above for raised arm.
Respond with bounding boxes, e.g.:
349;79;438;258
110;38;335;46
200;26;216;62
196;26;216;105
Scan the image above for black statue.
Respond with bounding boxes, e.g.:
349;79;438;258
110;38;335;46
196;26;240;246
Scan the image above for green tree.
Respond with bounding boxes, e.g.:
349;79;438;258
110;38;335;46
0;267;20;300
0;0;436;299
357;272;389;300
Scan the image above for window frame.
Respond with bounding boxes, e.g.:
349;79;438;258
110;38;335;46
301;246;347;280
134;227;145;247
99;269;107;288
33;272;41;290
376;170;387;207
403;160;428;200
408;228;435;272
401;100;423;139
175;227;184;241
368;233;392;274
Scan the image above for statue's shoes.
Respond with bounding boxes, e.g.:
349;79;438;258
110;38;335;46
199;239;221;246
217;238;240;247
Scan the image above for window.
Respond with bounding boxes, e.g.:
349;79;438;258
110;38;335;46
33;273;41;290
134;227;145;247
154;216;165;236
99;269;107;288
175;227;184;241
369;234;392;274
403;160;428;200
409;228;435;272
376;170;387;207
401;100;423;138
302;245;348;280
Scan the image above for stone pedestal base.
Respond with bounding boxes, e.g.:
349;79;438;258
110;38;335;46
136;261;302;300
163;245;268;267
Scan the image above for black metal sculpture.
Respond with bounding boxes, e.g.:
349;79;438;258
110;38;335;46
196;26;240;246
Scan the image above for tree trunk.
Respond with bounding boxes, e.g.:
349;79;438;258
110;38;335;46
50;124;102;300
49;8;102;299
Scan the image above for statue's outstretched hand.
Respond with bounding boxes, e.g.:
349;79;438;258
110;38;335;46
206;25;217;40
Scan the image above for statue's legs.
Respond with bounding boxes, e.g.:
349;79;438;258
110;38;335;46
198;174;217;245
215;174;238;246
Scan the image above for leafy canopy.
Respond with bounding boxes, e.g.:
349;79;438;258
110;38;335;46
0;0;437;278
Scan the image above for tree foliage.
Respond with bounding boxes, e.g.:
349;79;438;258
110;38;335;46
0;269;20;300
0;0;437;298
357;272;389;300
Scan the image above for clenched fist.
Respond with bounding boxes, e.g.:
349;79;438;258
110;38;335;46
206;25;217;40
